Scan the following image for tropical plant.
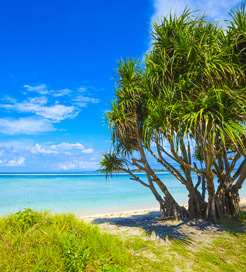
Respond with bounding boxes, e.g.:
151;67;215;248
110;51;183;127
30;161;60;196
101;6;246;221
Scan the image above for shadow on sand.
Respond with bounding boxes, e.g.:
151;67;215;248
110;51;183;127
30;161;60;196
91;210;240;242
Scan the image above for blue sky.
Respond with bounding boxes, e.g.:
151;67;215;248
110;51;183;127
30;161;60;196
0;0;243;172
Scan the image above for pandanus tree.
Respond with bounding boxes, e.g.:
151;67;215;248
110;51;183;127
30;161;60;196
101;6;246;221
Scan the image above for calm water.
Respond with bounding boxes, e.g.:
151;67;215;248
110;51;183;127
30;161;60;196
0;172;246;216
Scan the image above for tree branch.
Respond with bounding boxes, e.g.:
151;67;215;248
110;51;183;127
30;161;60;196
234;159;246;190
148;144;187;185
226;152;241;178
168;136;205;176
230;159;246;185
117;166;150;188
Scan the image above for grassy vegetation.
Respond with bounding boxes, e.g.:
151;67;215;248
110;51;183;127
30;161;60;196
0;209;138;271
0;209;245;271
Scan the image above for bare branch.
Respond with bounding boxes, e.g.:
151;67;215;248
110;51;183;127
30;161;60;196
227;152;241;178
168;136;205;176
234;159;246;190
230;159;246;185
159;145;178;163
148;143;187;185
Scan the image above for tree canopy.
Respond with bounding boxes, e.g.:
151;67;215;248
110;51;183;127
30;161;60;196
101;5;246;221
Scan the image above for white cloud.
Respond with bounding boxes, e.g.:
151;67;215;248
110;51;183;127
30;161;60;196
1;84;100;124
24;84;48;94
51;142;84;150
0;97;78;121
73;95;100;107
31;144;59;154
0;139;96;171
51;142;93;154
0;83;100;138
0;117;55;135
52;88;73;97
35;104;77;121
0;140;33;152
0;141;93;156
2;96;17;104
152;0;242;23
78;87;86;92
0;157;25;167
82;148;94;154
199;0;242;22
59;160;99;170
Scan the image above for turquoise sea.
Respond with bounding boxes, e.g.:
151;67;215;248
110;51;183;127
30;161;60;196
0;172;246;216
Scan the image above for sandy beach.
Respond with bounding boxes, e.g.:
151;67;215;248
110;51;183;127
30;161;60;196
75;197;246;219
76;198;246;244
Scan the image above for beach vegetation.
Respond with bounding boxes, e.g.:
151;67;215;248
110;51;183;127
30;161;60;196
0;209;134;271
0;209;245;271
101;4;246;221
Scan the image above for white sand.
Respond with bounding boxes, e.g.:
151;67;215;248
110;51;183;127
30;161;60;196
76;198;246;244
71;197;246;220
70;203;160;218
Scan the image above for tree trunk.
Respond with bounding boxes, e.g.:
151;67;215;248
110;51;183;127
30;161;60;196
160;197;190;220
188;190;207;218
216;185;240;218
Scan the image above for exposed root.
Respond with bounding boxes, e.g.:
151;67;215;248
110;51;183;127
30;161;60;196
205;187;240;221
160;199;190;220
188;196;207;218
159;186;241;221
216;187;240;217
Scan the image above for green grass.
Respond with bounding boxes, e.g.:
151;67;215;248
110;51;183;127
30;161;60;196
0;209;245;271
0;209;138;271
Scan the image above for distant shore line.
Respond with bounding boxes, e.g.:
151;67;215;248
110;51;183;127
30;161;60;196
0;168;240;175
0;172;171;176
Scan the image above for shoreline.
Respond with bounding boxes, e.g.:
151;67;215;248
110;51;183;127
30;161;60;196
69;203;160;218
70;197;246;220
1;198;246;219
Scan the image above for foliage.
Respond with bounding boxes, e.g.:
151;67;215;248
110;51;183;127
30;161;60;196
13;208;44;231
100;152;127;179
101;5;246;220
0;210;135;271
0;209;246;271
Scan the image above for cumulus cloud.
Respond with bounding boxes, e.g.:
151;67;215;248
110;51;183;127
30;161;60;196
51;142;85;150
24;84;48;94
0;140;96;170
151;0;242;23
0;97;78;122
0;117;55;135
31;144;59;154
51;88;73;97
73;95;100;106
0;83;100;137
0;83;100;124
23;84;99;104
0;140;32;153
81;148;94;154
35;104;77;121
0;157;25;167
78;87;86;92
59;160;99;170
51;142;94;154
0;141;93;156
